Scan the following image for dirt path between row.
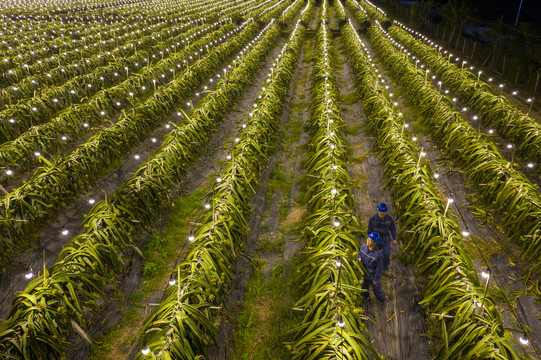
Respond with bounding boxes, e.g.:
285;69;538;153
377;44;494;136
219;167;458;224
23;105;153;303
334;6;431;359
206;8;319;358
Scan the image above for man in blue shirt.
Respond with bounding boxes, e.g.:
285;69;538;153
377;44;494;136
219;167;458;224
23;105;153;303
358;232;386;304
367;202;397;274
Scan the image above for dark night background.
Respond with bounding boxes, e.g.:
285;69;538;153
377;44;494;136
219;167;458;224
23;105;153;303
469;0;541;25
391;0;541;26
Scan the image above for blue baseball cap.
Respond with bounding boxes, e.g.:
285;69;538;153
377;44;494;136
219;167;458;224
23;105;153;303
368;232;381;244
377;202;388;212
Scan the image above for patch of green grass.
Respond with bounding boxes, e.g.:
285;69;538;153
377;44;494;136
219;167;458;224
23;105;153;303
266;166;287;202
138;188;207;296
340;91;360;105
302;35;313;64
351;173;367;190
289;101;305;111
462;235;506;263
256;235;285;253
293;173;309;206
289;118;304;143
396;246;412;265
410;117;430;136
101;156;123;176
89;305;141;359
344;122;362;135
332;48;344;66
279;187;292;220
89;187;207;359
351;152;370;164
233;260;302;360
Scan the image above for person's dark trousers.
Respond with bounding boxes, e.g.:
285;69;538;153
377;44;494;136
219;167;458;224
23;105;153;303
362;276;386;303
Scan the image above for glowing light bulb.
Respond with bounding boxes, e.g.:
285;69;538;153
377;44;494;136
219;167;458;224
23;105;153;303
25;270;34;279
141;346;150;355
